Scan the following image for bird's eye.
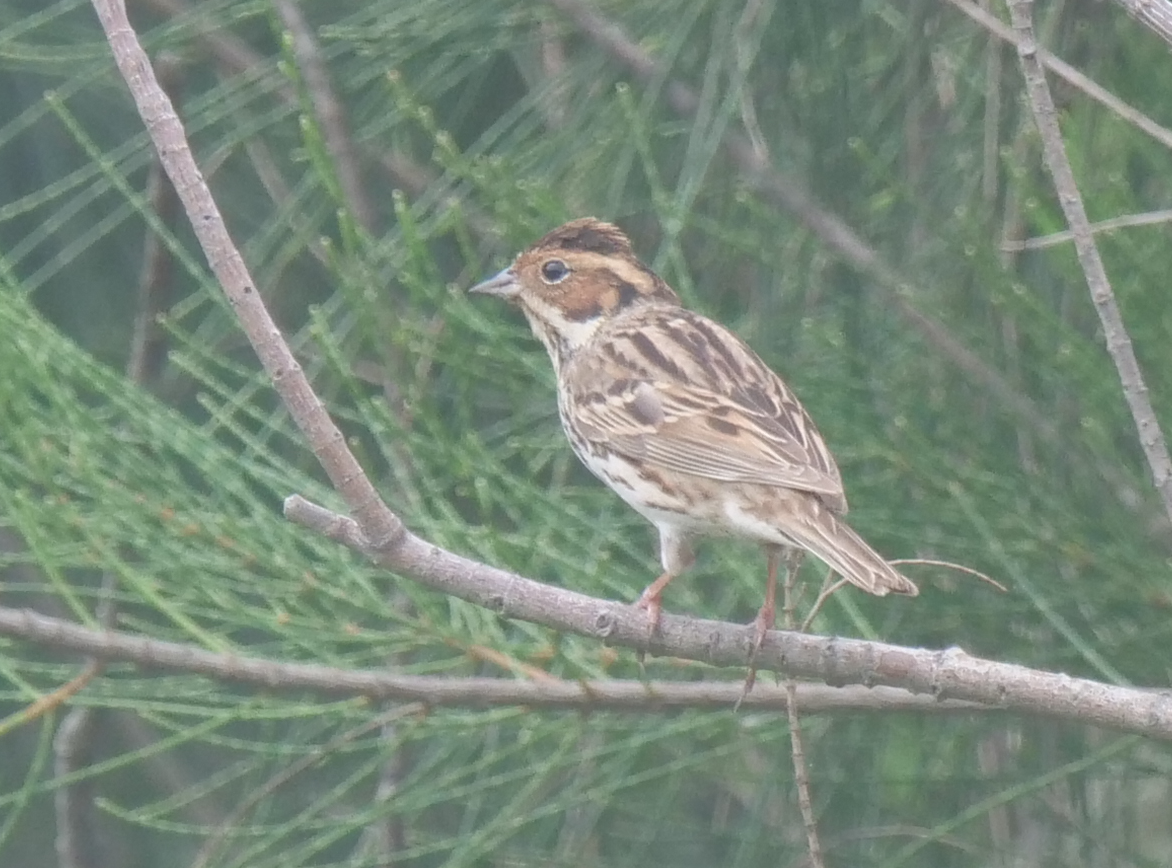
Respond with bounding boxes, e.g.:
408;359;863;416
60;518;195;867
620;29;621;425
540;259;571;284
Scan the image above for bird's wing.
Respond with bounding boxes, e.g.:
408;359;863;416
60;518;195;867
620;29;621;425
571;377;846;502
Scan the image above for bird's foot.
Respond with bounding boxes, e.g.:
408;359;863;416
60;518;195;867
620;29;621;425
633;591;663;669
735;603;776;710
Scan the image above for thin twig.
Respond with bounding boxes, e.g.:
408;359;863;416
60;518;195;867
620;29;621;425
52;597;112;868
782;552;826;868
271;0;377;234
49;666;103;868
891;558;1007;592
800;570;845;633
1009;0;1172;526
0;604;988;715
942;0;1172;152
980;0;1002;206
55;52;186;868
1001;209;1172;251
127;52;184;385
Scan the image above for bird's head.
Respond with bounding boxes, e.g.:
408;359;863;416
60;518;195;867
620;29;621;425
470;218;680;367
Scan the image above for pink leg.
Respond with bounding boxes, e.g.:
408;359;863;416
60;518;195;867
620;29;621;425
636;526;693;637
635;570;678;635
752;550;780;650
741;547;781;697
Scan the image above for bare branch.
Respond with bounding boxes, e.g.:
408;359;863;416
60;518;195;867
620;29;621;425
93;0;403;551
1009;0;1172;524
0;605;984;715
943;0;1172;152
1001;209;1172;251
284;497;1172;741
2;592;1171;732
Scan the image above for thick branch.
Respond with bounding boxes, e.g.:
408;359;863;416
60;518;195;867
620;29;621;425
284;497;1172;741
0;606;983;715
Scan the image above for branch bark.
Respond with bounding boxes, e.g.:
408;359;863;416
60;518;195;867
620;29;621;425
0;605;992;715
282;496;1172;740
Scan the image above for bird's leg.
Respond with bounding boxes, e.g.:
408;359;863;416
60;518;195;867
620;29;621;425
635;526;693;642
741;547;804;701
634;570;676;636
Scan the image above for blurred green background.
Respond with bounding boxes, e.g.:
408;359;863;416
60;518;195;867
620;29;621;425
1;0;1171;865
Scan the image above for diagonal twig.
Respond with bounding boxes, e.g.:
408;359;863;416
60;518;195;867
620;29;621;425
92;0;404;550
943;0;1172;152
1009;0;1172;525
271;0;377;234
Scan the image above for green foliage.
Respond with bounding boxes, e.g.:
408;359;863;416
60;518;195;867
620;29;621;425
1;0;1171;866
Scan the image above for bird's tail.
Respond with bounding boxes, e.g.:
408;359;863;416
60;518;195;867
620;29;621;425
786;507;918;597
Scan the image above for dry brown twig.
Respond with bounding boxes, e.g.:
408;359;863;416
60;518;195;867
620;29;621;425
942;0;1172;152
780;553;825;868
1002;209;1172;252
270;0;376;234
1009;0;1172;526
0;605;995;715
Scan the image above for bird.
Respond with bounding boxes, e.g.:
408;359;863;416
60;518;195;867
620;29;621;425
470;217;918;676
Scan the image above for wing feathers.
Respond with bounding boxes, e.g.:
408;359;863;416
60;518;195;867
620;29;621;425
573;377;846;502
781;505;919;596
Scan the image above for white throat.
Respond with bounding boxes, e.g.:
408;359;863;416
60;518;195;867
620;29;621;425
521;297;603;372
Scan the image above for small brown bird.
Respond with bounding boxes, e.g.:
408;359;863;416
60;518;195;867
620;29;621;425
471;218;917;659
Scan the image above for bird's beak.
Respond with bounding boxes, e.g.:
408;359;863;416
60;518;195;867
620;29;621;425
468;267;520;299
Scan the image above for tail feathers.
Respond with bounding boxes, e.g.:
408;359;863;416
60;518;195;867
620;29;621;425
789;509;919;597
